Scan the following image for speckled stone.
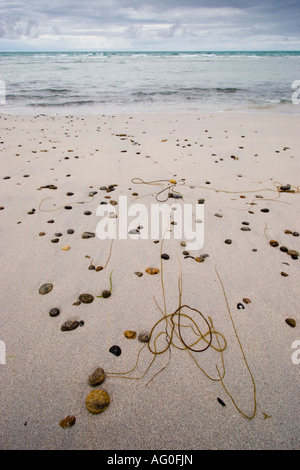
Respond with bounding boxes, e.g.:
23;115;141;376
86;389;110;414
79;293;94;304
61;320;79;331
39;283;53;295
59;415;76;428
124;330;136;339
88;368;105;386
138;331;150;343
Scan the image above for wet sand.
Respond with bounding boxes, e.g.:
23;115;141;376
0;111;300;450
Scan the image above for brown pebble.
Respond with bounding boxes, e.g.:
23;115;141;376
86;389;110;414
59;416;76;429
270;240;279;247
95;266;103;272
281;272;289;277
243;298;251;304
286;318;296;328
88;368;105;386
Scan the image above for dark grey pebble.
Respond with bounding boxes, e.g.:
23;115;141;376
161;254;170;260
225;239;232;244
51;238;59;243
81;231;95;239
84;211;92;215
138;332;150;343
88;265;95;270
79;293;94;304
241;227;251;231
66;192;74;196
182;251;189;256
242;221;250;225
109;345;121;356
67;229;74;234
198;199;205;204
261;208;270;213
293;232;299;237
49;308;60;317
47;220;55;223
55;233;63;237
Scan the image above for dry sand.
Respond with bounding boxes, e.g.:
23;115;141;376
0;111;300;450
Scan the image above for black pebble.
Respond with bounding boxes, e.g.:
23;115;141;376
217;398;226;407
49;308;60;317
224;239;232;244
47;220;55;223
261;208;269;213
84;211;92;215
66;192;74;196
67;229;74;234
55;233;63;237
64;206;72;210
237;303;245;310
109;345;121;356
161;253;170;260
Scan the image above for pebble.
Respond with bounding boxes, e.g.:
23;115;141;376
109;345;121;356
64;206;72;210
280;246;288;252
84;211;92;215
261;208;270;213
214;213;223;218
67;229;74;234
88;265;95;270
241;227;251;231
161;253;170;260
138;331;150;343
95;266;103;272
195;256;205;263
224;239;232;244
51;238;60;243
124;330;137;339
39;283;53;295
237;303;245;310
180;241;186;247
243;298;251;304
281;272;289;277
293;232;299;237
285;230;293;234
61;320;79;331
280;185;291;191
79;293;94;304
62;245;70;251
47;220;55;224
101;290;111;298
59;416;76;429
66;192;74;196
145;267;160;275
287;250;299;257
134;272;143;277
86;389;110;414
81;231;95;239
49;308;60;317
270;240;279;247
285;318;296;328
198;199;205;204
88;368;105;386
55;233;63;237
39;232;46;236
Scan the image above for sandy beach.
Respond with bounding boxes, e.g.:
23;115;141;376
0;111;300;450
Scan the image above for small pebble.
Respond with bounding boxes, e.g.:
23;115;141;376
293;232;299;237
261;208;270;213
84;211;92;215
64;206;72;210
39;283;53;295
161;253;170;260
61;320;79;332
145;267;160;275
224;239;232;244
195;256;205;263
281;272;289;277
79;293;94;304
86;389;110;414
81;231;95;239
280;246;288;252
95;266;103;272
67;229;74;234
59;416;76;429
49;308;60;317
243;298;251;304
270;240;279;247
285;318;296;328
138;331;150;343
124;330;136;339
134;272;143;277
88;368;105;386
51;238;59;243
237;303;245;310
62;245;70;251
109;345;121;356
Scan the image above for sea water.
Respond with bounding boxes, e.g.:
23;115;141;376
0;51;300;114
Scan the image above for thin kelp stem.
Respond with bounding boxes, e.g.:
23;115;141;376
215;266;257;420
38;195;94;212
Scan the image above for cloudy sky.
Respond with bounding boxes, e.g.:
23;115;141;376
0;0;300;51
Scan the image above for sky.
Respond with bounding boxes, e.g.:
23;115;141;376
0;0;300;51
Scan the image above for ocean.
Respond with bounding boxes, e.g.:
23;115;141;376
0;51;300;114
